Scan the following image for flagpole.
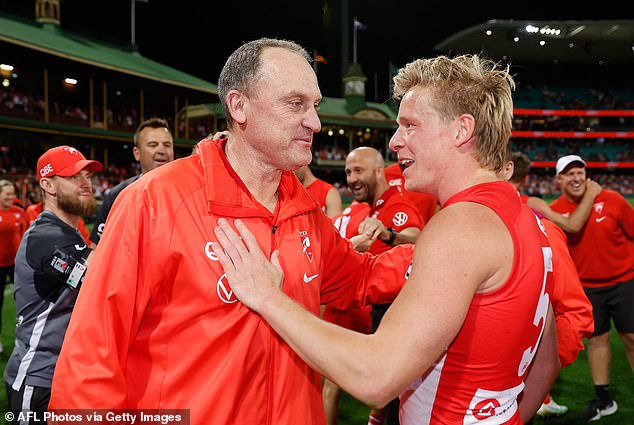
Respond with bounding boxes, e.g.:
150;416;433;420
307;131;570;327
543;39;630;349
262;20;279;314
131;0;136;46
353;20;358;64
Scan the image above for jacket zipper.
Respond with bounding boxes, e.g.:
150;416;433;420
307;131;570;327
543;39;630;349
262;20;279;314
266;222;279;425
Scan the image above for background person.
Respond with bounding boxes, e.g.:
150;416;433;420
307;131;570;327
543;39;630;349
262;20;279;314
3;146;101;423
0;179;28;353
212;54;560;425
509;151;601;234
90;117;174;246
295;165;342;218
550;154;634;422
383;162;438;223
24;192;91;244
344;146;425;425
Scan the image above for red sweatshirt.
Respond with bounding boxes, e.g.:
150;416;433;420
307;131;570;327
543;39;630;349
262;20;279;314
550;189;634;287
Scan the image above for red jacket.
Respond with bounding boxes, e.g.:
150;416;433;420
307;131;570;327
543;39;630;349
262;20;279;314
0;205;28;267
542;220;594;367
49;139;406;425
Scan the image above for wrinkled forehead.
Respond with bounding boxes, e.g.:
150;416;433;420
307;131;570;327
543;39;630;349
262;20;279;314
254;48;320;95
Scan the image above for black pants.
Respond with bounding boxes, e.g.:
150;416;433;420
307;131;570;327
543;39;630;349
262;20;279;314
372;304;400;425
5;381;50;425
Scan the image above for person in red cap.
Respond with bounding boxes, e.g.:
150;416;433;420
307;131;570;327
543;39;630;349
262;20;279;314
550;154;634;422
3;145;102;422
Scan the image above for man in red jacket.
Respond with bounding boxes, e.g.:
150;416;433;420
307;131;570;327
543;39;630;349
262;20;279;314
49;38;409;425
550;154;634;422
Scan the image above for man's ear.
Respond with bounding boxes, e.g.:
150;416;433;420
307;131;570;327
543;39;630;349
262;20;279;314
132;146;141;162
455;114;476;147
226;90;247;125
39;178;56;196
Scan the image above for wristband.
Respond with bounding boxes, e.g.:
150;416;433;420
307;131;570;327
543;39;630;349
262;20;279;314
385;227;397;245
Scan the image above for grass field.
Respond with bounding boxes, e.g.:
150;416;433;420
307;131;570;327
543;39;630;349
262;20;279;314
1;198;632;423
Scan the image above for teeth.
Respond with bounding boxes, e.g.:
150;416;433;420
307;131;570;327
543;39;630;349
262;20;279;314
400;160;415;169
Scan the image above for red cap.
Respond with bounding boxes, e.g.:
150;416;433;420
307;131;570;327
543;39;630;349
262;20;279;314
37;146;103;181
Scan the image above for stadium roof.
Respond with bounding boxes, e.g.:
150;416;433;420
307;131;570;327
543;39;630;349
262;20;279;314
0;12;218;94
435;20;634;65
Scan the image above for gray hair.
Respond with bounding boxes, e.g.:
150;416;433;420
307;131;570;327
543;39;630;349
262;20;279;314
218;38;312;128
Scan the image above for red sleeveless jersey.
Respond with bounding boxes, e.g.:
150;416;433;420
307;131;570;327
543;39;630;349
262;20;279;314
400;181;554;425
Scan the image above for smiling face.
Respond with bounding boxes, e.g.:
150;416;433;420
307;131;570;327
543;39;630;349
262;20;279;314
0;183;16;210
345;149;383;203
236;47;322;172
389;86;456;197
557;165;587;202
133;126;174;174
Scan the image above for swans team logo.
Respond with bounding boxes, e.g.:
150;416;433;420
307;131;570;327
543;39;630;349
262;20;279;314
593;202;604;215
300;230;313;263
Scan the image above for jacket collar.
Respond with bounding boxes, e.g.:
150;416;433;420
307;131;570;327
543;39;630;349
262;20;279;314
197;138;319;220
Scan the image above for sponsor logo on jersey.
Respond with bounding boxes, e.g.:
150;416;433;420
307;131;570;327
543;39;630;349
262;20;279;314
217;274;237;304
74;244;87;251
472;399;501;420
392;211;409;227
388;178;402;187
299;231;314;263
205;242;219;261
595;216;607;223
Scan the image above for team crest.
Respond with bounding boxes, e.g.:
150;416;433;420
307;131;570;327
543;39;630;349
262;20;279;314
299;231;314;263
593;202;604;214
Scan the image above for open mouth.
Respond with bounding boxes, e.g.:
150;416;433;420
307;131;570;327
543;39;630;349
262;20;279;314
400;159;415;170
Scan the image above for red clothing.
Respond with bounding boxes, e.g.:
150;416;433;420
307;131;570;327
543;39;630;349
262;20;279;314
550;189;634;287
0;206;28;267
25;203;91;244
327;200;375;334
542;219;594;367
368;185;424;254
49;139;407;425
400;182;554;425
305;178;334;213
332;200;371;239
384;163;438;222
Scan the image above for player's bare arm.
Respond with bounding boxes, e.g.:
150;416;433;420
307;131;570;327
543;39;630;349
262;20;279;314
212;202;509;407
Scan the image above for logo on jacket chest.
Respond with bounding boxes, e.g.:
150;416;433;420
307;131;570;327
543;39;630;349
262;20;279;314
593;202;604;215
204;241;238;304
299;230;314;263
